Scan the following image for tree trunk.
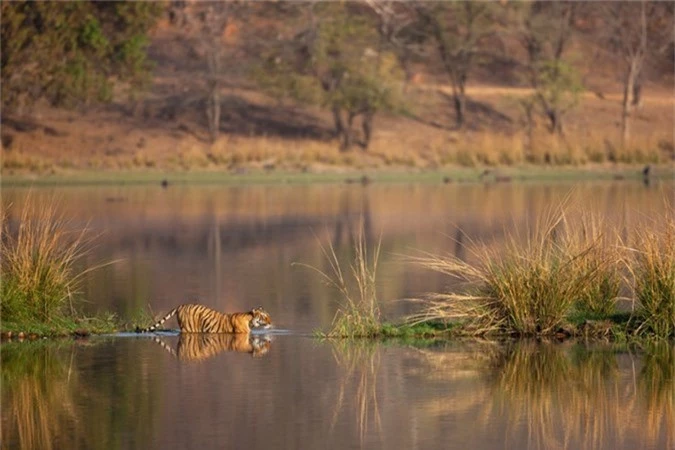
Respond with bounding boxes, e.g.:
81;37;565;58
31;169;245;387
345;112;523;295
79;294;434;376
207;80;220;143
340;112;356;151
454;75;469;129
332;106;345;139
333;107;357;151
630;72;643;110
521;99;536;160
631;0;647;112
206;43;221;143
361;110;374;150
545;108;559;135
621;0;648;146
333;106;351;151
453;93;466;129
621;62;637;145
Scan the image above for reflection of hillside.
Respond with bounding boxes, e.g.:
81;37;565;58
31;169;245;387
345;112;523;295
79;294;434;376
6;182;669;239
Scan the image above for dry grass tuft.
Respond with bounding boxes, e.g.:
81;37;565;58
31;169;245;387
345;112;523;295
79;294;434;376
629;212;675;338
298;226;382;338
1;195;96;324
408;200;626;336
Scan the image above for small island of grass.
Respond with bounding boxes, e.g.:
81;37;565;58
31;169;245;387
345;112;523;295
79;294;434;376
1;198;122;339
313;202;675;344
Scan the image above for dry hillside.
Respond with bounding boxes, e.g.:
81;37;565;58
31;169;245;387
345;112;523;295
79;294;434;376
2;14;673;174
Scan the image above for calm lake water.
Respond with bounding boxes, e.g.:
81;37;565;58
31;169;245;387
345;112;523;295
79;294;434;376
2;180;674;449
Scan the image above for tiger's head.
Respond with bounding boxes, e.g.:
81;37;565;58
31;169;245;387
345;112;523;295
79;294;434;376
250;335;272;358
250;306;272;329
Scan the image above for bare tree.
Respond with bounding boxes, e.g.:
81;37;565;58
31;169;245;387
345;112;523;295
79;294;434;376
414;2;494;129
197;5;228;142
515;1;581;136
177;2;244;143
601;1;670;144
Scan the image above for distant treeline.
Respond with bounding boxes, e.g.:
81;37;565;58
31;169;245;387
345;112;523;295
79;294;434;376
2;1;673;149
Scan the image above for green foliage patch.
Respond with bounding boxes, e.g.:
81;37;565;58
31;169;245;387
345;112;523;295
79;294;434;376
1;1;161;110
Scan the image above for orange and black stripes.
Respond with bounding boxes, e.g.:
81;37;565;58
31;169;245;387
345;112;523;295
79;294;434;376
143;308;180;332
139;304;272;334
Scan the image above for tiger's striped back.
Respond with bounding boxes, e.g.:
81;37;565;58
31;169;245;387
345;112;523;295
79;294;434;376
139;303;272;334
176;304;254;333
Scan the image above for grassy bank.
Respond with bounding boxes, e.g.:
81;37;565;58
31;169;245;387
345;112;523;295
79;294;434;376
315;202;675;342
1;197;119;338
2;164;671;187
301;227;382;338
406;206;675;341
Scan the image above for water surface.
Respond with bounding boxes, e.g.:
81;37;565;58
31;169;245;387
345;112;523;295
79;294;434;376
2;337;673;450
2;180;673;449
3;180;671;330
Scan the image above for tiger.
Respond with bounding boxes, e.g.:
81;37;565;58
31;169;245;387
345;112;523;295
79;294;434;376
153;333;272;361
138;304;272;334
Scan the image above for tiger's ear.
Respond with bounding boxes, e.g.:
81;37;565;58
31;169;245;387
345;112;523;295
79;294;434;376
252;306;263;313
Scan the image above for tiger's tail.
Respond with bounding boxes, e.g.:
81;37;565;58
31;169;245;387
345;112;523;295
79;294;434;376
137;308;178;333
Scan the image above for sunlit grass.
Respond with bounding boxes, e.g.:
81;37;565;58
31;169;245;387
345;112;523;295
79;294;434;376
1;197;91;322
123;305;157;332
5;122;670;174
629;213;675;339
569;212;623;317
1;195;117;335
407;201;627;336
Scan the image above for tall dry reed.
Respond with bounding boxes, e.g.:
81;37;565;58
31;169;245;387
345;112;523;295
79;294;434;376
298;227;382;337
629;214;675;338
1;197;95;324
408;202;623;336
569;212;623;316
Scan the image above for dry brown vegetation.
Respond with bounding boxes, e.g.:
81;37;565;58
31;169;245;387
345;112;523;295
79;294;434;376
2;11;673;175
1;195;118;335
297;226;382;338
406;199;675;339
2;81;672;175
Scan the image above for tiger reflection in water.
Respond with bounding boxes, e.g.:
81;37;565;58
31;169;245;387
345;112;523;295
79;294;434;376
153;333;272;362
